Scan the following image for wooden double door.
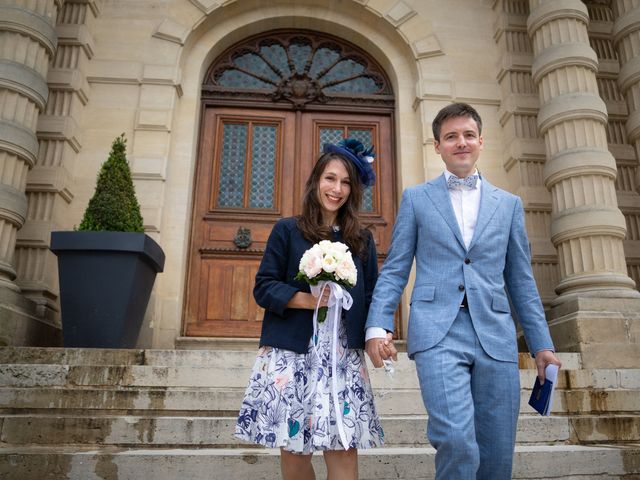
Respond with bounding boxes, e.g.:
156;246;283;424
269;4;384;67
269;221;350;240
184;107;396;337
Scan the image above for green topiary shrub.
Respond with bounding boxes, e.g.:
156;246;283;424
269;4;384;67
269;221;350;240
78;134;144;233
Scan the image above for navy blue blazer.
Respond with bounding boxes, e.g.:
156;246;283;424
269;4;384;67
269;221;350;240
254;217;378;353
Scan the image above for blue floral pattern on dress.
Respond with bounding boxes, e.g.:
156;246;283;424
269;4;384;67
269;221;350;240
234;316;384;453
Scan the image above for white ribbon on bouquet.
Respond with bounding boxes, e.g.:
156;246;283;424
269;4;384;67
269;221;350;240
310;280;353;451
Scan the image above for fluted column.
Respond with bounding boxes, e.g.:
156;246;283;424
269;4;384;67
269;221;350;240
528;0;639;302
0;0;62;345
613;1;640;195
0;1;59;292
493;0;560;307
15;0;97;323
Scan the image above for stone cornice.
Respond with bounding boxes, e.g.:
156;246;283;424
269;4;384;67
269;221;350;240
25;166;75;204
46;68;91;105
56;24;95;59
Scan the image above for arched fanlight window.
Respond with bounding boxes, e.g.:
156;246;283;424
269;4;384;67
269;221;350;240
202;31;393;109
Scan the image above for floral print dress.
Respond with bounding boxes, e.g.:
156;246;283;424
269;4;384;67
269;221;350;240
234;308;384;453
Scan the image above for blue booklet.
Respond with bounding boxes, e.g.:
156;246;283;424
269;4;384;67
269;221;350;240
528;364;559;416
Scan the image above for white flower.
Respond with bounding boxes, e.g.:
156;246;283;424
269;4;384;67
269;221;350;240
318;240;333;253
330;241;349;254
364;155;374;164
335;257;357;286
299;245;323;278
322;254;338;273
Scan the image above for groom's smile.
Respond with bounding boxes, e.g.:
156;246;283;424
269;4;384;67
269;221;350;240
434;116;484;178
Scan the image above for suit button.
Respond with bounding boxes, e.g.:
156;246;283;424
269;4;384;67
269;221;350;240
458;284;465;291
464;258;471;264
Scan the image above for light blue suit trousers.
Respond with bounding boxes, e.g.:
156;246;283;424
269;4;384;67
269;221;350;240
414;308;520;479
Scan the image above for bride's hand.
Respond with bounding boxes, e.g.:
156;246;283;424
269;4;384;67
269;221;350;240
286;290;330;310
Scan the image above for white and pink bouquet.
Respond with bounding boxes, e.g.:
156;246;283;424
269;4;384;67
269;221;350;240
295;240;358;450
295;240;357;322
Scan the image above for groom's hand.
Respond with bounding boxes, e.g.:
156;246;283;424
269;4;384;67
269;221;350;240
534;349;562;384
366;333;398;368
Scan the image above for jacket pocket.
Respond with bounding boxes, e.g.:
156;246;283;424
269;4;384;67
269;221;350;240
491;291;510;313
410;284;436;304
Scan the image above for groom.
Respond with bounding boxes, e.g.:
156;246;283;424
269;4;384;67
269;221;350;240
365;102;561;479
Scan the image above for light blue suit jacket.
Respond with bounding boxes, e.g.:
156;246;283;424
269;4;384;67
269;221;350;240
366;174;554;362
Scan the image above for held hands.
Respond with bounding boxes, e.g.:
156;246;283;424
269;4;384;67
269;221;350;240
534;349;562;384
365;332;398;368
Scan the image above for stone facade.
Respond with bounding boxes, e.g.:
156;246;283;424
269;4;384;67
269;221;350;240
0;0;639;366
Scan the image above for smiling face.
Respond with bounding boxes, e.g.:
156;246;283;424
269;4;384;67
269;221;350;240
434;115;484;178
317;158;351;225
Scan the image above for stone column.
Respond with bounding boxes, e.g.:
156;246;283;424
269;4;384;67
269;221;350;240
528;0;640;367
15;0;97;326
492;0;560;307
529;0;638;299
0;0;62;345
613;2;640;193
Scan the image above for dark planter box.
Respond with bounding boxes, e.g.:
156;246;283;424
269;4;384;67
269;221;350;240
50;231;165;348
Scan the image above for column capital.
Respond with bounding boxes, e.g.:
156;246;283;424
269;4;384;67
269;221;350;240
527;0;588;36
0;60;49;110
0;6;57;56
550;206;627;243
543;148;618;188
537;92;608;135
531;42;598;85
617;55;640;94
612;6;640;45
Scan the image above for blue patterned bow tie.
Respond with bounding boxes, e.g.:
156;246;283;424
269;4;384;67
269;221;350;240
447;174;479;190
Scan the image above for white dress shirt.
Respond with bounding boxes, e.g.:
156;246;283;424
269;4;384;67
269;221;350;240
365;169;482;342
444;169;481;249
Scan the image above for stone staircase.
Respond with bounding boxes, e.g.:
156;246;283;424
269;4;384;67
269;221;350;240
0;346;639;479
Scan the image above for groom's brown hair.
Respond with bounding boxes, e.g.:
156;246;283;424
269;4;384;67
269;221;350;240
432;102;483;141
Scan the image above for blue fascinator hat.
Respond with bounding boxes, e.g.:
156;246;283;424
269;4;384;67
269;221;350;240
322;138;376;187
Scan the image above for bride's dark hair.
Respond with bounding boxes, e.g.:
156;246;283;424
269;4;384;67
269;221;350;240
297;152;368;257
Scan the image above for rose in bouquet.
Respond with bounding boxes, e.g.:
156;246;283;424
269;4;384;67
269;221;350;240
294;240;357;322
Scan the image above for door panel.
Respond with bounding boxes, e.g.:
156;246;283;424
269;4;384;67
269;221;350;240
185;108;295;337
185;108;396;337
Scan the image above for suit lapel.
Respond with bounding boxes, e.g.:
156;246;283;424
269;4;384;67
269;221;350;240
424;175;466;250
468;178;500;251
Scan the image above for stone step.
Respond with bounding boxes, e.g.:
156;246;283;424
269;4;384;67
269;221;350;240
2;361;635;391
0;347;582;369
570;414;640;443
0;347;146;366
2;385;638;415
1;444;638;479
0;414;572;447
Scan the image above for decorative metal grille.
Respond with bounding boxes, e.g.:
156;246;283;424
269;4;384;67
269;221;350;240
216;122;278;210
203;31;393;109
249;125;277;209
217;123;248;208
